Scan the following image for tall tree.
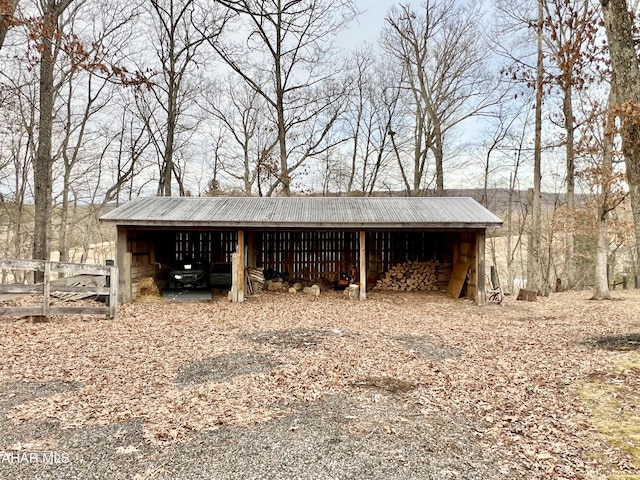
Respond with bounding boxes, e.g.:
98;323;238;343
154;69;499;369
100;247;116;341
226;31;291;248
382;0;498;195
600;0;640;272
342;48;403;195
145;0;227;196
527;0;544;292
208;0;357;196
543;0;598;289
200;77;277;195
32;0;74;275
0;61;38;270
583;87;627;299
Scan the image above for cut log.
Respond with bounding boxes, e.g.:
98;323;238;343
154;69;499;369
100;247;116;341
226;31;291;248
344;284;359;300
516;289;537;301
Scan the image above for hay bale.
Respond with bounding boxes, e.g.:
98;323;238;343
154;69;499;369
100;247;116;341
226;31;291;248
137;277;159;298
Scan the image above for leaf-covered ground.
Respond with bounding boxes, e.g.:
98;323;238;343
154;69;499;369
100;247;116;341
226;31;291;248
1;289;639;479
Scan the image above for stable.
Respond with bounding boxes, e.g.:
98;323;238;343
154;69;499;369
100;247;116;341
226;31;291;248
99;196;502;304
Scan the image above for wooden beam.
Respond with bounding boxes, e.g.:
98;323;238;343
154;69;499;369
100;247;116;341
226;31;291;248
0;284;44;294
231;252;239;302
116;227;132;303
359;231;366;301
0;307;44;317
237;230;245;302
0;259;45;271
476;229;487;306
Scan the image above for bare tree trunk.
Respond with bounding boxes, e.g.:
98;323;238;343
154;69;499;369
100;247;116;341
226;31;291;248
601;0;640;268
527;0;544;292
506;172;514;294
593;207;612;299
33;3;60;280
592;87;617;300
159;80;177;196
58;168;71;266
562;85;575;289
433;124;444;195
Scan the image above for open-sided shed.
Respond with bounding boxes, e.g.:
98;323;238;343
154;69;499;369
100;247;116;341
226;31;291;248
100;196;502;304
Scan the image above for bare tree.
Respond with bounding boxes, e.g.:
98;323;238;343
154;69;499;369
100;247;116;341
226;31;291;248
54;3;135;264
525;0;544;292
542;0;598;289
0;0;155;274
31;0;75;276
344;47;373;194
382;0;499;195
342;48;403;195
208;0;358;196
143;0;227;197
0;63;38;273
588;87;627;299
200;77;277;195
600;0;640;273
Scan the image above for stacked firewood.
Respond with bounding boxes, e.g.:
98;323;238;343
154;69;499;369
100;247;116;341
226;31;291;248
375;260;445;292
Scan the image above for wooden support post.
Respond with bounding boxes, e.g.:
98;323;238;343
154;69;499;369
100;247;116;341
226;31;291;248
476;230;487;306
359;231;366;301
116;227;132;303
231;252;239;302
124;253;132;302
238;230;245;302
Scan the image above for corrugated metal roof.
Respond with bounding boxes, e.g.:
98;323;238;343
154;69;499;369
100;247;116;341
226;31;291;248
100;196;503;229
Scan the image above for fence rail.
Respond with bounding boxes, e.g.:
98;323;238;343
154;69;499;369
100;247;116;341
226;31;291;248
0;258;118;319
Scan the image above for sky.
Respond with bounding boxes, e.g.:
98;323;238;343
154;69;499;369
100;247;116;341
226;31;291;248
341;1;420;47
349;2;395;43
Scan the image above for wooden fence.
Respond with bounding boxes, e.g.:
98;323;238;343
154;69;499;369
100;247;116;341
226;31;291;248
0;259;118;319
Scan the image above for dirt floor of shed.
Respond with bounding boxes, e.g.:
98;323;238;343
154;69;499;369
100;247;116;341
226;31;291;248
1;289;640;479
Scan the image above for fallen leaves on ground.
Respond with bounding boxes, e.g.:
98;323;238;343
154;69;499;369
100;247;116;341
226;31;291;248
1;289;640;478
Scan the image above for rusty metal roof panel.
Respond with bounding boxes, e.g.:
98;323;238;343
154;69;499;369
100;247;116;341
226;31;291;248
100;196;503;228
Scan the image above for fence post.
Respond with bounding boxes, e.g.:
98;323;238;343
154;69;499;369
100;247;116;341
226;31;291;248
623;276;628;290
105;260;114;306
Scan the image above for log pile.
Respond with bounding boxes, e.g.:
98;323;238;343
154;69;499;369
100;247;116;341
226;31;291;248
375;260;449;292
